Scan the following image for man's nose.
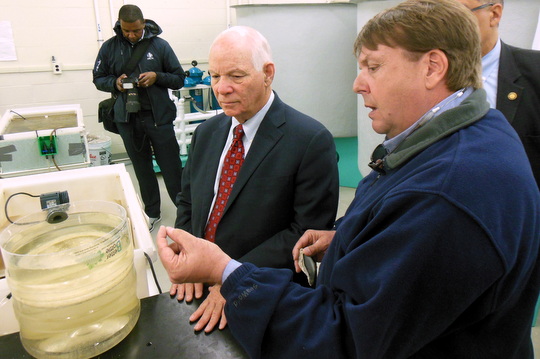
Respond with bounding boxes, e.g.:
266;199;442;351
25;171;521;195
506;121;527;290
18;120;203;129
353;72;369;95
214;80;233;95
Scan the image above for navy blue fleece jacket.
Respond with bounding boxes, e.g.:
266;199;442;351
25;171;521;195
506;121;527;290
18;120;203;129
221;89;540;358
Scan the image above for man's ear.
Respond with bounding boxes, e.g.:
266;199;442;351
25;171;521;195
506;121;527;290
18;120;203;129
489;3;503;28
424;49;448;90
263;62;275;86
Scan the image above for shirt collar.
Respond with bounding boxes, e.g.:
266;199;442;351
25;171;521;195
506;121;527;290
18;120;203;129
383;87;474;153
482;37;501;81
481;38;501;108
231;91;275;144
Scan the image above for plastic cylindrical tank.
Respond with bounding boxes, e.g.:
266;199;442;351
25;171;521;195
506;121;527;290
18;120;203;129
0;200;140;359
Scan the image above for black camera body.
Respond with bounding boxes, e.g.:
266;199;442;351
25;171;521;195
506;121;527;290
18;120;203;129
121;77;140;113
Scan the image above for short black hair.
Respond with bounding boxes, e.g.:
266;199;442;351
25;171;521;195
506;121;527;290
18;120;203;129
118;4;144;23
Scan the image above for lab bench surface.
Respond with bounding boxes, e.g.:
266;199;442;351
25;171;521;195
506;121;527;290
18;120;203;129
0;292;248;359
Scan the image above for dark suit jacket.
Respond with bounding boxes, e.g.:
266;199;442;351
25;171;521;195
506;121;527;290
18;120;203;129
176;93;339;275
497;42;540;188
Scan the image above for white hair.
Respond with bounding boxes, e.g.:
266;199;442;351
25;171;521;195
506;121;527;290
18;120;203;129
211;26;273;71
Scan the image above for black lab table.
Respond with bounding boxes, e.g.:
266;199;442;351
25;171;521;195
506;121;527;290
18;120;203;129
0;292;248;359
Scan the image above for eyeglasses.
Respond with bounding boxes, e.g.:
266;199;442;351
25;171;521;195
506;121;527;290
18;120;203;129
470;2;494;12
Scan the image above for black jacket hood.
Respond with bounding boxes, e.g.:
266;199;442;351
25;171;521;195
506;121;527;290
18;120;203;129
113;19;162;41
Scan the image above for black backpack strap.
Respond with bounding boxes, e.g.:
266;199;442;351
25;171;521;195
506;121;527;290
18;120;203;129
122;39;152;76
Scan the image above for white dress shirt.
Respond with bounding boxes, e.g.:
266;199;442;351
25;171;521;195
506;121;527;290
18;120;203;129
482;38;501;108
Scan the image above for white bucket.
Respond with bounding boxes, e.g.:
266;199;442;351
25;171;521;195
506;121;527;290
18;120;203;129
88;135;112;167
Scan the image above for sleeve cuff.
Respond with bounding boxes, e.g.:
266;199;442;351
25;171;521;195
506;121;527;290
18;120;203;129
222;259;242;283
221;262;258;298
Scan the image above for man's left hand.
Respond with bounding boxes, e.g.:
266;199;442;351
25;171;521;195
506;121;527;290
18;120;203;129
138;71;157;88
189;284;227;333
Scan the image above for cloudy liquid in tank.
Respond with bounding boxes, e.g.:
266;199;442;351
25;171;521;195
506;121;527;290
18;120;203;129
1;208;141;359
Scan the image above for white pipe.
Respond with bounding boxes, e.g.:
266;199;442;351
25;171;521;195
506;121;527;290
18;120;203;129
175;111;221;124
109;0;116;30
174;98;188;155
0;64;94;74
226;0;231;28
173;98;222;155
93;0;104;48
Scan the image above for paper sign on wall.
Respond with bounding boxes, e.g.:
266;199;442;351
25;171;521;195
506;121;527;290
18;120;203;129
0;21;17;61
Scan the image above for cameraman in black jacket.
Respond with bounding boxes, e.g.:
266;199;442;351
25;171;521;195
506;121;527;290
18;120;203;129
93;4;185;231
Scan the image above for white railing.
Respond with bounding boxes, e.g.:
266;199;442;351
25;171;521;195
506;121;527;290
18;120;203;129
173;97;222;155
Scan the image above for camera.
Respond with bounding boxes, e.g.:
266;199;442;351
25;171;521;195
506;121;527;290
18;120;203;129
121;77;140;113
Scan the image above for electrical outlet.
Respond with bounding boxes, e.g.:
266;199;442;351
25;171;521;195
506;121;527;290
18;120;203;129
52;62;62;74
51;56;62;75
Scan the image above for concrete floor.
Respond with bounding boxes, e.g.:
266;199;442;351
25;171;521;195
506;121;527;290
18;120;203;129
123;163;540;355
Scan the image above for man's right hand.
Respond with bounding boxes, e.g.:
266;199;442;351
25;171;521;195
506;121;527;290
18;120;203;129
157;226;231;286
170;282;204;302
116;74;128;92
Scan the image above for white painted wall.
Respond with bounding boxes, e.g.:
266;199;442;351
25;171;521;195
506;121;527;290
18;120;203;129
0;0;360;157
235;3;358;137
1;0;539;166
0;0;231;155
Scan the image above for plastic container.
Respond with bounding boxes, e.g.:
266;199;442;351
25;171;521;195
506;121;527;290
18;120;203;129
0;200;140;359
0;104;89;176
87;134;111;167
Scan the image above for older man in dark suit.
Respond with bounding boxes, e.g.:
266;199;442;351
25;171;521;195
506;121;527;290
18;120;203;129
458;0;540;188
172;26;339;333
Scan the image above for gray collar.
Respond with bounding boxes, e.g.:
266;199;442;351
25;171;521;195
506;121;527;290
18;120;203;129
383;88;490;171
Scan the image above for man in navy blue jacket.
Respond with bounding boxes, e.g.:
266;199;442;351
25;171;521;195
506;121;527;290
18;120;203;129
93;4;184;229
157;0;540;357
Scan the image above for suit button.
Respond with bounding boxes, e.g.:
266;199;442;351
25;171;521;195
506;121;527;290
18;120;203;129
507;92;518;101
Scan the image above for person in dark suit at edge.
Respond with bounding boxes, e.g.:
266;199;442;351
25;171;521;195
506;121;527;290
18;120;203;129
171;26;339;333
457;0;540;188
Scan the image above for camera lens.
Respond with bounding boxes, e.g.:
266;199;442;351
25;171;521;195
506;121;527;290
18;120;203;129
123;78;141;113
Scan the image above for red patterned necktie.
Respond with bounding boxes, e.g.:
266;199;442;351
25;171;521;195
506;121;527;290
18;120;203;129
204;124;245;242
